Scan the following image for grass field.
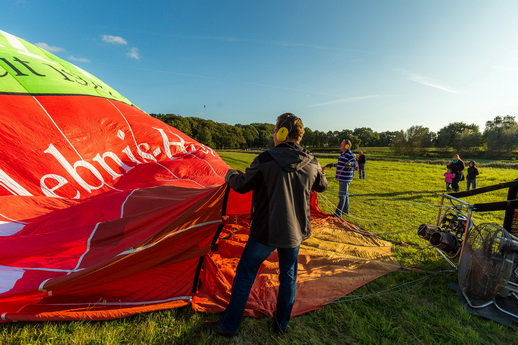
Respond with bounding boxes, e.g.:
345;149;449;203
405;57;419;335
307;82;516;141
1;151;517;345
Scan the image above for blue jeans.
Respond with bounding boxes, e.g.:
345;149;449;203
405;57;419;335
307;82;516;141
219;237;300;334
335;180;350;216
359;164;365;179
467;179;476;191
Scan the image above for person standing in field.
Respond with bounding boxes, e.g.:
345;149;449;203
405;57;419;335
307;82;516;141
205;113;328;337
324;139;356;216
466;160;479;191
447;154;465;192
357;151;366;180
444;168;455;192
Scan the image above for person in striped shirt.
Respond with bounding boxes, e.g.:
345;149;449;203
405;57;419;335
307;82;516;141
325;139;356;216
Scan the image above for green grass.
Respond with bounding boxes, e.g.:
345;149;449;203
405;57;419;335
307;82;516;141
1;151;517;344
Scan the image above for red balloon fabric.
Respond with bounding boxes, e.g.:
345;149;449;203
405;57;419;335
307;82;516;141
0;31;399;322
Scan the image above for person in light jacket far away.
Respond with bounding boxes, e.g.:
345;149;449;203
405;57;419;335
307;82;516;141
205;113;328;337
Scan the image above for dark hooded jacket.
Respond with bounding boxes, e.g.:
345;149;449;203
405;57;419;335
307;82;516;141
226;142;327;248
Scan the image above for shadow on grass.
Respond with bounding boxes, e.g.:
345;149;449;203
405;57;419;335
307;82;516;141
351;190;444;202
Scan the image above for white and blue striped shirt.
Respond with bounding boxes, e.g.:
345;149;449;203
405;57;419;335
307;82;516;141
333;149;356;182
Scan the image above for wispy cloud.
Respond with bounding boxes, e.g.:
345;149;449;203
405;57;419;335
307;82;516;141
126;47;141;60
307;95;381;108
69;56;91;63
101;35;128;45
408;73;459;94
34;42;63;52
101;35;141;60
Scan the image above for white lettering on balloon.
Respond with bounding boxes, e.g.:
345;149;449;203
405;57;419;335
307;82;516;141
92;152;134;179
0;169;33;196
40;174;79;199
0;127;216;199
43;144;106;195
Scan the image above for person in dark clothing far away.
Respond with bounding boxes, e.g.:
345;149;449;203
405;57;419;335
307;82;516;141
357;151;366;180
466;160;479;191
446;154;465;192
204;113;328;337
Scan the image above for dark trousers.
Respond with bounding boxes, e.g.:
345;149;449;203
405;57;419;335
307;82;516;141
219;237;300;334
451;173;462;192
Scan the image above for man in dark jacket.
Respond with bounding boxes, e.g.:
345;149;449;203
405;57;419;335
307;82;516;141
208;113;327;337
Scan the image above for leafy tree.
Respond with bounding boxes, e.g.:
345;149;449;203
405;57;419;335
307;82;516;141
236;124;259;148
435;122;480;149
338;129;354;141
409;125;433;147
326;130;341;147
483;115;518;152
321;129;357;147
348;135;361;150
150;114;192;136
309;130;328;147
353;127;379;147
391;126;433;156
211;123;246;149
196;126;214;148
249;123;275;148
456;128;483;151
375;131;397;146
391;130;408;155
300;127;313;147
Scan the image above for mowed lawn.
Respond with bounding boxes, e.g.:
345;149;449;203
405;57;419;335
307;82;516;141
1;151;517;345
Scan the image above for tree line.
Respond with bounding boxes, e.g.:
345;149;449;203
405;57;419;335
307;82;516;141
150;113;518;156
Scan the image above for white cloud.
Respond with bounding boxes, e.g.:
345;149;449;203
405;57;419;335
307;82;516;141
34;42;63;53
408;73;460;94
101;35;128;45
126;47;141;60
69;56;91;63
100;35;140;60
307;95;380;108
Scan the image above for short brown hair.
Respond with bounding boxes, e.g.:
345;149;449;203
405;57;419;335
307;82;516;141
276;113;305;142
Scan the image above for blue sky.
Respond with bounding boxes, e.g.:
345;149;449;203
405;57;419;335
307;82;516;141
4;0;518;133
